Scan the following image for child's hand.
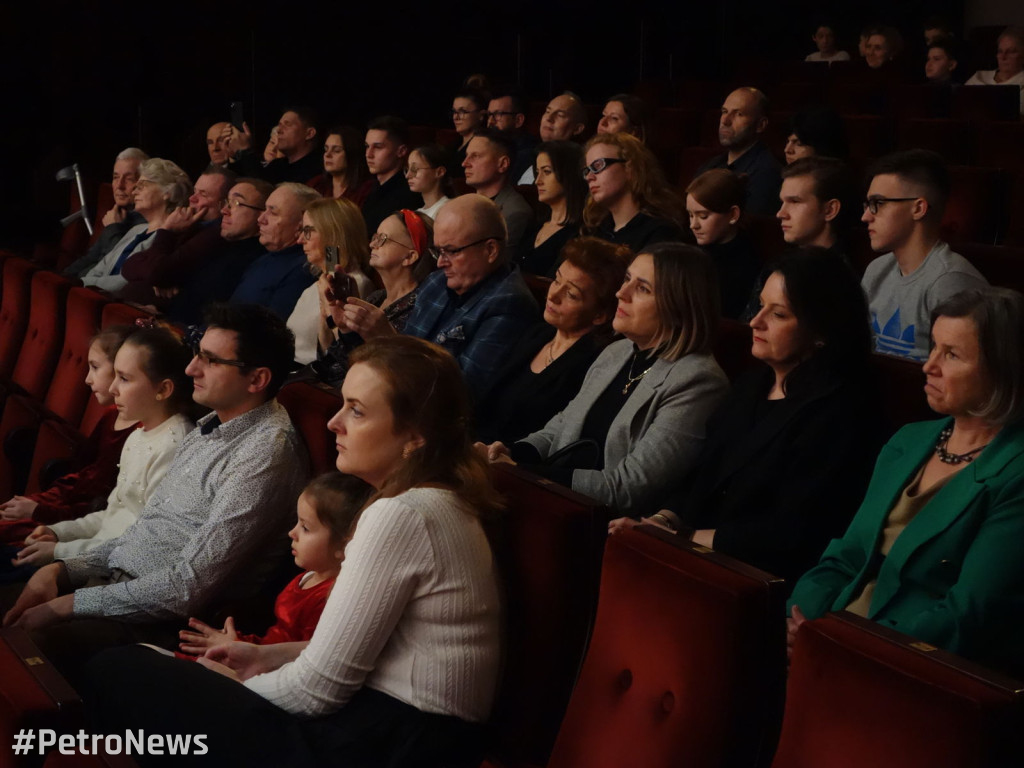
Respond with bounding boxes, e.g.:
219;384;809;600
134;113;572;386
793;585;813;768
178;616;239;655
25;526;57;544
0;496;39;520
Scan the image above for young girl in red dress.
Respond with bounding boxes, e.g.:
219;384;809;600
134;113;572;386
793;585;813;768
177;472;372;653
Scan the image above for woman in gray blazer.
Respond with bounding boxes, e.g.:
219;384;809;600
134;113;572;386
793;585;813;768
479;243;728;516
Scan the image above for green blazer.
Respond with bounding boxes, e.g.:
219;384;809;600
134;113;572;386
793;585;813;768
789;417;1024;675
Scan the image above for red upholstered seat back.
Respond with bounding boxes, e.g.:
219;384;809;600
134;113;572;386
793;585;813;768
485;465;607;767
941;166;1006;245
868;353;933;434
0;259;38;379
10;271;71;401
42;287;108;425
771;612;1024;768
548;526;786;768
276;381;341;476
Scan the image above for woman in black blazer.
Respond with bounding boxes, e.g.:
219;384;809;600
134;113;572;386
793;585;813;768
614;248;886;588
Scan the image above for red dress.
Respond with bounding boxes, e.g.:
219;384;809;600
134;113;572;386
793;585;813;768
239;572;335;645
0;407;136;544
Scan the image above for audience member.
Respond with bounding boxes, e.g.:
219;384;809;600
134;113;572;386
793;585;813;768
777;157;855;253
2;305;308;684
230;182;320;319
784;106;848;164
308;126;373;206
206;122;232;167
697;87;782;215
523;140;587;276
63;148;149;278
860;150;987;360
789;288;1024;678
487;87;537;181
863;26;904;70
583;132;686;253
362;116;422;235
88;335;503;768
597;94;649;142
925;38;960;84
475;237;630;444
288;197;372;365
449;86;490;176
965;26;1024;114
82;159;191;293
0;327;136;551
10;326;195;570
463;129;535;262
519;92;588;184
686;169;760;319
318;209;434;387
480;243;728;516
406;144;453;219
117;165;236;307
923;17;955;47
162;178;273;326
351;194;537;400
237;109;322;184
626;250;883;588
805;22;850;63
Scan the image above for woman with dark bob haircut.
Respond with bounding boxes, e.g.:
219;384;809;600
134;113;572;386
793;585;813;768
480;242;729;516
789;287;1024;678
521;140;588;276
85;336;504;767
617;249;885;587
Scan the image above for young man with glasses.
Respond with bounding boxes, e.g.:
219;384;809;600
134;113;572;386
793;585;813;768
860;149;987;360
487;89;537;182
2;304;307;683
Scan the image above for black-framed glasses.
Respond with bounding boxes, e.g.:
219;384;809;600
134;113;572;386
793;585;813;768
582;157;626;178
300;225;317;240
190;344;248;368
370;231;414;250
430;236;501;262
488;110;518;120
863;196;919;215
224;198;265;212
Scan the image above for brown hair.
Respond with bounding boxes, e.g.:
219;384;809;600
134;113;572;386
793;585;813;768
349;337;504;516
302;472;374;552
305;197;371;273
644;243;719;361
686;169;746;214
559;236;632;328
582;133;687;232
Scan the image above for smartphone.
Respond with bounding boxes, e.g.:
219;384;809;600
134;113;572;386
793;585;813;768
326;270;357;303
229;101;245;131
324;245;340;273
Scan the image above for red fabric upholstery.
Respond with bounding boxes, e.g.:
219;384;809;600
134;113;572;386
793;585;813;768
522;273;551;309
85;183;116;250
484;464;607;768
714;318;757;382
546;525;786;768
941;166;1006;245
868;353;932;434
0;259;38;380
276;381;342;476
9;271;71;401
895;119;970;166
771;611;1024;768
100;301;152;329
841;115;891;165
43;287;108;426
972;122;1024;172
951;84;1021;122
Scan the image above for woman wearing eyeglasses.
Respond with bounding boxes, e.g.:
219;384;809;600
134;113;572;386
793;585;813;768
406;144;454;220
287;198;372;364
582;132;686;255
315;210;435;386
449;87;489;178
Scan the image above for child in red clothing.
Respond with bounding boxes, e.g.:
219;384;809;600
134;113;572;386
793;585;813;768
0;326;137;547
178;472;373;654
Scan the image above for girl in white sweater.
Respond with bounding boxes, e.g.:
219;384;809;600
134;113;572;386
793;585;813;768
13;325;195;567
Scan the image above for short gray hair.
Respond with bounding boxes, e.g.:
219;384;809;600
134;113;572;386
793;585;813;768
275;182;321;212
116;147;149;163
139;157;192;211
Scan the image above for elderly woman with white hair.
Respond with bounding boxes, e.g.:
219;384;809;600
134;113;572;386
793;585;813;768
82;158;191;292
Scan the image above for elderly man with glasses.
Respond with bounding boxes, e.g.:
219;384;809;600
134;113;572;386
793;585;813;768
339;194;538;400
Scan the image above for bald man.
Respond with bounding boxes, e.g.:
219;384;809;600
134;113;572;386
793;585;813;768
697;87;782;215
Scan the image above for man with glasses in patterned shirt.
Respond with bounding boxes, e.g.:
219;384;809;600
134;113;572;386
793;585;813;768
2;303;307;683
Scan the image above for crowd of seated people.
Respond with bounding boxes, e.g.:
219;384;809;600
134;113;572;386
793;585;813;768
3;17;1024;762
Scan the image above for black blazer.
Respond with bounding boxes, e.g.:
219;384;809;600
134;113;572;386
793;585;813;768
662;363;886;588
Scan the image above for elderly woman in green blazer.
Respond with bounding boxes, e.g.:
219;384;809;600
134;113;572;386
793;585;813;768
788;288;1024;677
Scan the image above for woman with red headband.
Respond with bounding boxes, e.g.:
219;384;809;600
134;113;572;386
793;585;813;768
316;209;436;386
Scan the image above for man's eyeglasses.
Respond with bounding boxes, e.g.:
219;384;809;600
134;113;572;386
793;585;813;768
488;111;518;120
862;196;918;215
582;157;626;178
224;198;265;212
190;343;248;368
430;236;501;262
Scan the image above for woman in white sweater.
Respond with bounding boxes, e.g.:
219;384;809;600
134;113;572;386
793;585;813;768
86;336;503;768
13;325;194;567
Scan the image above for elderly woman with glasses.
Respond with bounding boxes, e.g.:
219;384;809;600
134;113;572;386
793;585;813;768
314;209;436;386
286;198;373;365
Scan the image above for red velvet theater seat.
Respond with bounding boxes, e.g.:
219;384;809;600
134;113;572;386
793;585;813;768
276;381;342;476
483;464;607;768
5;271;71;402
940;167;1006;246
40;287;108;428
0;258;38;380
771;611;1024;768
546;525;786;768
868;353;932;435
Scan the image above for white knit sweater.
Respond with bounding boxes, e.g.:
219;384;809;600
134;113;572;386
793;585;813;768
245;487;502;721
